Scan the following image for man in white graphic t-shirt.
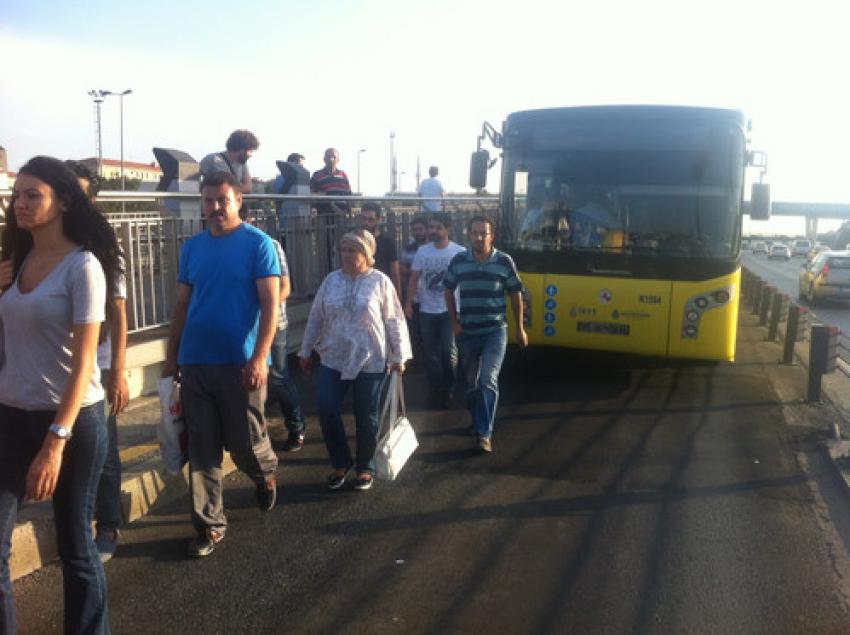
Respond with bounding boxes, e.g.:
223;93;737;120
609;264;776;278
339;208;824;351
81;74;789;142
404;213;465;408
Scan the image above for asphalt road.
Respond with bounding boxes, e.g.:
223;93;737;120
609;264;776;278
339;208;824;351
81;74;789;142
13;333;850;634
742;252;850;337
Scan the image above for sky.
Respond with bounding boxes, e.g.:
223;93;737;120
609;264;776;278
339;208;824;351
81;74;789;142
2;0;849;236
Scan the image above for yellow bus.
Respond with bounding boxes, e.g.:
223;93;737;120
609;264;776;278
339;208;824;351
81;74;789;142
471;105;770;361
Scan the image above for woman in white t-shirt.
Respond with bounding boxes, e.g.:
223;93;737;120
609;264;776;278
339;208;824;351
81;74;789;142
0;156;121;634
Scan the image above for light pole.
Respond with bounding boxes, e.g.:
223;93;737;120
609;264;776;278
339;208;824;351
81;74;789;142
357;148;366;194
102;89;132;191
86;90;105;176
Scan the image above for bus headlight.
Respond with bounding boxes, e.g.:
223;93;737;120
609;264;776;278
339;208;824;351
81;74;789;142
714;290;730;304
681;285;734;340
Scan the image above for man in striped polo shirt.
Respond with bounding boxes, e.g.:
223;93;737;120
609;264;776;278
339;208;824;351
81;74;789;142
311;148;352;272
443;216;527;453
310;147;352;215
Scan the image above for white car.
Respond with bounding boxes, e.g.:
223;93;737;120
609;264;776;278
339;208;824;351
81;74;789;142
751;241;768;255
768;244;791;260
792;239;813;257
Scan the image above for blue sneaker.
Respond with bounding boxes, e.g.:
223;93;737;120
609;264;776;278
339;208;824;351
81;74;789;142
326;468;351;491
353;474;374;491
95;529;119;563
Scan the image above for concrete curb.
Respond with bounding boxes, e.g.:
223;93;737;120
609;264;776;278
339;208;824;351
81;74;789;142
822;439;850;495
10;449;237;581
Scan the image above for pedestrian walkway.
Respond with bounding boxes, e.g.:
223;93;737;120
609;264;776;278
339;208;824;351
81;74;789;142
10;302;312;581
10;309;850;585
15;310;850;633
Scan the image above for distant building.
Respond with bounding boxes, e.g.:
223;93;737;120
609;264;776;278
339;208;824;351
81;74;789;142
80;158;163;182
0;146;7;190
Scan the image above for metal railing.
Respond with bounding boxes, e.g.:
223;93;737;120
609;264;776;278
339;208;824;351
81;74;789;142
0;192;499;334
741;267;845;401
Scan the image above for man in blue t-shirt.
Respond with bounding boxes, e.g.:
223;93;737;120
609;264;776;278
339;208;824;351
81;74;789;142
163;171;281;558
444;216;527;453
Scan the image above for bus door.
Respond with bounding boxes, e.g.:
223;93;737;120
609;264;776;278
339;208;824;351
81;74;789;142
537;274;673;356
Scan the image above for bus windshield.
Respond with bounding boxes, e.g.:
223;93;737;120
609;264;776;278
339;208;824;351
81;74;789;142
508;121;745;258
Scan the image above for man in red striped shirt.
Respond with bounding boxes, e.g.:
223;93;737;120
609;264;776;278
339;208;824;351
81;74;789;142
311;148;353;272
310;148;352;215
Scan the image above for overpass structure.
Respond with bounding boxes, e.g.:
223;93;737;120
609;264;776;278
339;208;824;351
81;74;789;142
745;200;850;238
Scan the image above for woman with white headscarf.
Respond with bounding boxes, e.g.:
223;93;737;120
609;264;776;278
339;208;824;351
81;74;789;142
299;230;411;491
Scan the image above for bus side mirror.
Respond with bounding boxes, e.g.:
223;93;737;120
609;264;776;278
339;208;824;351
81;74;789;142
469;150;490;189
750;183;771;221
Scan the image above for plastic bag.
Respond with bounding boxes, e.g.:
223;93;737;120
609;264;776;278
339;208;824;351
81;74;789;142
157;376;187;474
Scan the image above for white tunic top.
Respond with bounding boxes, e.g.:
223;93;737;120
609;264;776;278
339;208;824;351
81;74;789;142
300;269;412;379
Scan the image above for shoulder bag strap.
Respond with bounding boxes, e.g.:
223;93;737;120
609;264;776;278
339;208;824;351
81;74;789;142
395;371;407;419
219;152;238;179
377;371;397;438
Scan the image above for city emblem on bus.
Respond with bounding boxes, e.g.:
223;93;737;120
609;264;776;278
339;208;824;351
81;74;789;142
544;312;556;323
546;285;558;296
545;298;557;310
599;289;613;304
544;326;556;337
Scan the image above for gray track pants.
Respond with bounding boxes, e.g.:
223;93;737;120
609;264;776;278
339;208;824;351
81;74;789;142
181;365;278;534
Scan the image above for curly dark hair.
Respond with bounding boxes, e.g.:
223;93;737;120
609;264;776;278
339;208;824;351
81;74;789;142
1;156;122;325
225;129;260;153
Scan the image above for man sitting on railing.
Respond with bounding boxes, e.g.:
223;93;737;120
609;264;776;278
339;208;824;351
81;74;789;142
199;129;259;194
310;148;351;215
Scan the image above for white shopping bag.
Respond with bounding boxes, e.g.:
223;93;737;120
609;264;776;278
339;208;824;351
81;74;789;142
375;371;418;481
157;376;187;475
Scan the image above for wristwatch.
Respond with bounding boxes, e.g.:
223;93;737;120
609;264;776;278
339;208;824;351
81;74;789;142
48;424;73;440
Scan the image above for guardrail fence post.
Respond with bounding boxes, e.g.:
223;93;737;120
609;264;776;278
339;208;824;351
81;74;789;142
118;221;139;332
752;279;765;315
759;286;775;326
807;324;841;402
767;292;788;342
783;303;808;364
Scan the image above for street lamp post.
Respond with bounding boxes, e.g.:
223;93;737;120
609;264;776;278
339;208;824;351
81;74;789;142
357;148;367;194
86;90;105;176
102;89;133;191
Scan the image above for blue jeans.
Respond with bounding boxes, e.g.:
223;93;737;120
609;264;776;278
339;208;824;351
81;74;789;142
457;327;507;439
419;311;457;397
268;328;305;434
0;402;109;635
95;370;122;533
316;365;386;475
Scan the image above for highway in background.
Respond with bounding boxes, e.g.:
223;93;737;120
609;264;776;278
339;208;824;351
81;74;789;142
742;251;850;339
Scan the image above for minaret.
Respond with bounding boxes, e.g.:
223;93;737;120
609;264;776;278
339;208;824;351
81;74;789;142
389;131;398;193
